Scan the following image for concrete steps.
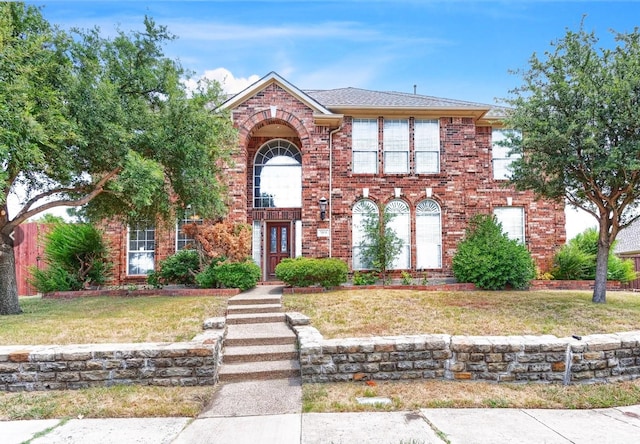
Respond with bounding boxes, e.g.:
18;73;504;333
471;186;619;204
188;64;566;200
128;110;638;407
219;287;300;382
226;312;286;325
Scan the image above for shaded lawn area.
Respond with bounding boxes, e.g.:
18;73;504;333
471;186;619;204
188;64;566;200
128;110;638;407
283;289;640;338
0;295;228;345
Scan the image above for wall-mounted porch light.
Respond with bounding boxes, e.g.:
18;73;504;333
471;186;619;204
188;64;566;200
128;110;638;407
319;197;328;220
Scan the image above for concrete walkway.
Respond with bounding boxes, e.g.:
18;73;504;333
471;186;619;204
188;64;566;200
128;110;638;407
4;285;640;443
5;404;640;443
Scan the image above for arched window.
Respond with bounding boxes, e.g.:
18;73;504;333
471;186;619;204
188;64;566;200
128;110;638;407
253;139;302;208
352;199;378;270
386;200;410;269
416;199;442;269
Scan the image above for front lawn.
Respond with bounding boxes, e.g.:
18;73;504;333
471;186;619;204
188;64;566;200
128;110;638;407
0;295;228;345
283;289;640;338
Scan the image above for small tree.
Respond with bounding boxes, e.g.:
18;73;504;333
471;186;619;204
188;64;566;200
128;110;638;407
356;204;403;282
504;22;640;302
453;214;535;290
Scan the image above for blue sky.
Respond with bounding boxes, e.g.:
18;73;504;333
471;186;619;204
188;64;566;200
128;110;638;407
25;0;640;237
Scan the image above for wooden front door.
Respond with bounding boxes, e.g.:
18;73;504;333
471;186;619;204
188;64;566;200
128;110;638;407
267;222;290;278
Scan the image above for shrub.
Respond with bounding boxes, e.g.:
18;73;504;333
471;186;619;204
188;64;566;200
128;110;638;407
29;222;111;292
552;228;637;283
452;214;535;290
182;221;252;262
275;257;348;288
196;258;260;291
352;271;378;286
147;249;200;287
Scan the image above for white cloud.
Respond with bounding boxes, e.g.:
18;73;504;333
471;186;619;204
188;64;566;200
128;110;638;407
185;68;260;95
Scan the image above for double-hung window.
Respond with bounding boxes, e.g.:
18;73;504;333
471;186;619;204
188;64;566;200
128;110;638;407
383;119;409;174
176;208;203;251
128;225;155;275
492;128;521;180
415;120;440;173
352;119;378;174
494;207;525;244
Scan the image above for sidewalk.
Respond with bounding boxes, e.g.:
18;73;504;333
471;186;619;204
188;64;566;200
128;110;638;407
4;403;640;443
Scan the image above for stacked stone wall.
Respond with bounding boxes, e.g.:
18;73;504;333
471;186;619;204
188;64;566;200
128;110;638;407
0;337;223;392
289;316;640;385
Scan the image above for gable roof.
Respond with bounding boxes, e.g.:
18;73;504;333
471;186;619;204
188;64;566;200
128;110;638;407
219;71;508;123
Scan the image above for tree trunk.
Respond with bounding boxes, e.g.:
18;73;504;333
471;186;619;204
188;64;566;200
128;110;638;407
592;235;610;304
0;236;22;315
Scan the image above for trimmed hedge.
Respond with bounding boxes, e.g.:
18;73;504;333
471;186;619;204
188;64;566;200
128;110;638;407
196;259;261;291
275;257;348;288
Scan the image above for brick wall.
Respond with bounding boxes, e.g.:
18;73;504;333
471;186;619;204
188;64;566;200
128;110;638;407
100;82;566;286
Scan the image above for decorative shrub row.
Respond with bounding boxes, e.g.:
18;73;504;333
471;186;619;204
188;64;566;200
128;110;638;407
275;257;348;288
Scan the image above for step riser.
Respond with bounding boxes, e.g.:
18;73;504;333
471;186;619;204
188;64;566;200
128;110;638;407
226;316;285;325
219;369;300;382
224;352;298;364
224;337;297;347
227;298;281;306
227;307;282;315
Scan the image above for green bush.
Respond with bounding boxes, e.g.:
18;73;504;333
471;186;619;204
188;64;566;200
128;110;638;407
29;222;111;292
275;257;348;288
553;228;637;283
147;249;200;287
196;258;260;291
452;214;535;290
352;270;378;286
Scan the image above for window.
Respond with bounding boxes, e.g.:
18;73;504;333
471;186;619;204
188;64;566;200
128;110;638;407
254;139;302;208
416;200;442;269
352;199;378;269
494;207;525;244
383;119;409;174
492;128;521;180
386;200;410;269
128;225;155;275
352;119;378;174
415;120;440;173
176;208;203;251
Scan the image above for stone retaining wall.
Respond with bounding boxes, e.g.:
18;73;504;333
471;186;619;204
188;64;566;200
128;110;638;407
0;330;224;392
287;315;640;385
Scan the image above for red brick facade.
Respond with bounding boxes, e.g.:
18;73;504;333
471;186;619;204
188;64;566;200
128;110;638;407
100;73;566;285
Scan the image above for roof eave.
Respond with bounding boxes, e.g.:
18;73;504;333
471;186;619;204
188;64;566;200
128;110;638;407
325;106;491;120
218;71;335;116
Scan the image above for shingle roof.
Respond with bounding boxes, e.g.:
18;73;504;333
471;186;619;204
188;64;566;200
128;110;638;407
305;87;491;109
615;219;640;254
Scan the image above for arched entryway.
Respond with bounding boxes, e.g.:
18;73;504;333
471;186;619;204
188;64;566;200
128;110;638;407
250;138;303;280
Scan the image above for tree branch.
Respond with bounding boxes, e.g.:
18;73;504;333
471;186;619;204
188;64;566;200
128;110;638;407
2;168;121;235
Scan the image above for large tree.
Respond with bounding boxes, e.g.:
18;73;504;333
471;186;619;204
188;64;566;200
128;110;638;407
503;23;640;303
0;4;237;314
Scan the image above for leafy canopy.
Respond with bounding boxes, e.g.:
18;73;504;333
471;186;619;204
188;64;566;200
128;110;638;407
502;21;640;302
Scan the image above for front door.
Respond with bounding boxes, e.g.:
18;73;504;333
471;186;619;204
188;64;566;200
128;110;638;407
267;222;290;278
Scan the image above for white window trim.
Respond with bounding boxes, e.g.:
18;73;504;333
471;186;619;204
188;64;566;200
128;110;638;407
383;119;409;174
352;118;379;174
494;206;526;244
127;225;155;276
492;128;521;180
386;199;411;269
414;119;440;174
416;199;442;269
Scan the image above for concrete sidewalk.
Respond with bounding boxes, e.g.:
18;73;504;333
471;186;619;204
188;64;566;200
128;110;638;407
5;403;640;443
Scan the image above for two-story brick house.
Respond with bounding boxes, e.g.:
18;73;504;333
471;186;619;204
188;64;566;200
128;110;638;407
103;71;565;285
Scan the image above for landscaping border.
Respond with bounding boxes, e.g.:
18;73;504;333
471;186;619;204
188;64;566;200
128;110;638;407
0;329;225;392
43;287;240;299
286;313;640;386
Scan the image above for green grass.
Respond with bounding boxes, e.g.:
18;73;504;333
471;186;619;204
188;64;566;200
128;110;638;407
1;295;228;345
283;289;640;338
302;379;640;412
